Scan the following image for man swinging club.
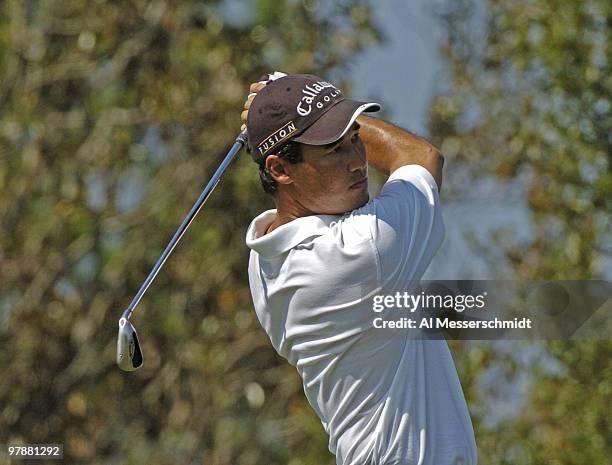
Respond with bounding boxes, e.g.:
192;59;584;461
242;73;478;465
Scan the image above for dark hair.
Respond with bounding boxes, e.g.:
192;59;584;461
257;141;303;195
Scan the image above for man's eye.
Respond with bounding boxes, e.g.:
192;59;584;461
351;133;360;143
333;145;342;153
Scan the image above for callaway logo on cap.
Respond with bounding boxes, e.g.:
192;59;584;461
246;73;380;162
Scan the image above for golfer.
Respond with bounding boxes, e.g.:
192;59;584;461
242;73;477;465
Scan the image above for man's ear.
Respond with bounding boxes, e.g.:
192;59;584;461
265;154;294;186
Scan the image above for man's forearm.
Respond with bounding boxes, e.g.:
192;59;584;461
357;115;444;190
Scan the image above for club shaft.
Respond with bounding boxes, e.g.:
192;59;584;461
121;132;247;321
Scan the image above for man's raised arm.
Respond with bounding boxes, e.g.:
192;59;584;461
357;115;444;190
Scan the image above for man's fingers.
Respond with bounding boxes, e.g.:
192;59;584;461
249;82;266;93
244;95;255;110
242;80;269;131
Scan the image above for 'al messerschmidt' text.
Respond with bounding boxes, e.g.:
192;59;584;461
373;317;532;329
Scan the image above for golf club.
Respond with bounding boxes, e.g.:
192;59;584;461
116;130;248;371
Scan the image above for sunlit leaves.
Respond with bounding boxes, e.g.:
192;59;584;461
429;1;611;463
0;1;377;464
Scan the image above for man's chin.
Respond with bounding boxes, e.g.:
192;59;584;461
348;193;370;212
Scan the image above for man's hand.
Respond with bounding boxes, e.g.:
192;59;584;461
240;82;266;132
241;72;287;132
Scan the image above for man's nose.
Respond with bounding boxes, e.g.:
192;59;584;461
348;145;367;172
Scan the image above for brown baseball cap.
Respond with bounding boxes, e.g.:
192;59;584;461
246;74;380;162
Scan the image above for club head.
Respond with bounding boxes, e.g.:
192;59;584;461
117;317;143;371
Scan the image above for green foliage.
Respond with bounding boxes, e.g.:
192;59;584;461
430;1;611;464
430;0;610;279
0;1;378;463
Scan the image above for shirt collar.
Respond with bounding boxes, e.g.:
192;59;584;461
246;209;339;257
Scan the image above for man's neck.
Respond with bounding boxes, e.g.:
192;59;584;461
265;210;305;234
266;192;314;234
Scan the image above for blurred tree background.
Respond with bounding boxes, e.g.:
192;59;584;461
0;0;610;464
0;1;379;464
429;0;611;464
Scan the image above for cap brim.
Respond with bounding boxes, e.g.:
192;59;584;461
293;99;380;146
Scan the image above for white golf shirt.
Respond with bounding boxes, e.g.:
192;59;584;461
246;165;477;465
